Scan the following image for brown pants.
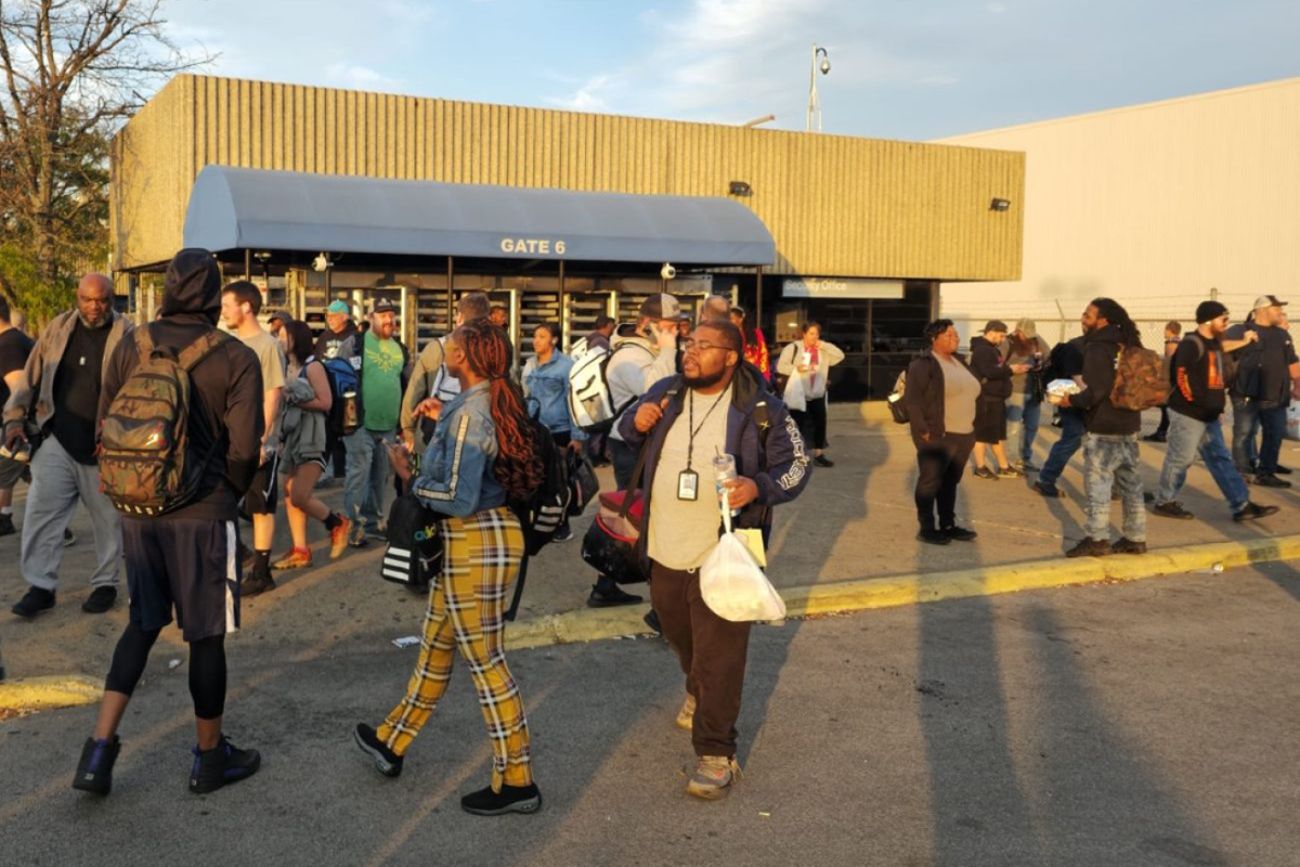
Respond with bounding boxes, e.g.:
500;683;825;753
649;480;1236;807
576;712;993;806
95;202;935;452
650;560;753;758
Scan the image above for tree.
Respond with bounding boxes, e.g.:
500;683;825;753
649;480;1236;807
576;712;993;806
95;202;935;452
0;0;210;322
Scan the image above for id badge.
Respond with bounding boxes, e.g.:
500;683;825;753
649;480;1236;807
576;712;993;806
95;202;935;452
677;469;699;501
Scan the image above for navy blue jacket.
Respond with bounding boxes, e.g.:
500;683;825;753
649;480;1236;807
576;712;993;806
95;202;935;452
617;367;811;571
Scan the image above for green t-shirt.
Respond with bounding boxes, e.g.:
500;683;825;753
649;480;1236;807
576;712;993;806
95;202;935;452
361;332;403;432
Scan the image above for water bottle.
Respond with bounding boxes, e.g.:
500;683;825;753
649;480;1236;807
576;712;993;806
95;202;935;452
713;452;739;517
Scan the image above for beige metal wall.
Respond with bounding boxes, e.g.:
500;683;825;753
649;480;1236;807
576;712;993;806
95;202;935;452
112;74;1023;280
936;78;1300;327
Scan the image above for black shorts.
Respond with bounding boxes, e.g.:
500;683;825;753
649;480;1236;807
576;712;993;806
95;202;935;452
122;517;240;642
974;396;1008;444
242;452;281;515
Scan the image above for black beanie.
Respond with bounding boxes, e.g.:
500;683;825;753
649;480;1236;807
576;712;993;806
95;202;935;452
1195;300;1228;324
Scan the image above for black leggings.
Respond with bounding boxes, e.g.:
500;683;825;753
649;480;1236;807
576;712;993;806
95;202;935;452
105;622;228;720
792;397;828;450
914;433;977;531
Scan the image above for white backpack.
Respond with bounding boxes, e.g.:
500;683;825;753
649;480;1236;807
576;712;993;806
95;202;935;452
567;341;650;433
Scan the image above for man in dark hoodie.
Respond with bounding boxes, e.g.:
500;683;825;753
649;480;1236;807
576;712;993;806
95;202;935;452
73;249;265;798
1059;298;1147;558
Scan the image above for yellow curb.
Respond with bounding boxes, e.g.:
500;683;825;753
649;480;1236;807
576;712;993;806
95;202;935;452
505;534;1300;648
0;675;101;713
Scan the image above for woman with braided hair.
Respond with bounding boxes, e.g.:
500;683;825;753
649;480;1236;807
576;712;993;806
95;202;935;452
354;320;545;816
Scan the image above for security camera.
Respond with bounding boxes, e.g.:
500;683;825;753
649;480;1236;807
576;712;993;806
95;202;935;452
312;252;333;272
660;262;677;280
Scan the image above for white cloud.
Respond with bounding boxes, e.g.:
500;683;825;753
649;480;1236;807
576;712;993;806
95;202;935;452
325;63;403;90
547;73;618;112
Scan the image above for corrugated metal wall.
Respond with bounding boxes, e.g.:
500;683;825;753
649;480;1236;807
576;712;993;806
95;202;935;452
112;74;1024;280
936;78;1300;327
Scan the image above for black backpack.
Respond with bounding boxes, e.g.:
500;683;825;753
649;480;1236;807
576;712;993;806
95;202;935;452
511;418;571;557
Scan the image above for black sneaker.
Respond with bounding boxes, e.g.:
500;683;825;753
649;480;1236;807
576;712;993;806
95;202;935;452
1032;481;1063;498
1015;461;1040;473
813;455;834;468
1275;464;1292;475
11;586;55;618
1111;537;1147;555
942;526;978;542
239;570;275;597
460;782;542;816
0;513;14;536
1152;501;1195;520
189;735;261;794
916;528;951;546
82;586;118;614
353;724;403;778
643;609;662;635
63;527;75;547
972;466;998;480
1233;502;1280;522
1255;474;1292;489
1142;433;1167;443
587;584;643;608
554;526;575;542
1065;538;1111;558
72;735;121;796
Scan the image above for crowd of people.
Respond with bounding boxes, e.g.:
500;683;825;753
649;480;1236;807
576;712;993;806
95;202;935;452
904;295;1296;553
2;261;1294;814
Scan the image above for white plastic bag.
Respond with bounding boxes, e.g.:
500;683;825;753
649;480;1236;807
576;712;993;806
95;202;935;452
699;494;786;622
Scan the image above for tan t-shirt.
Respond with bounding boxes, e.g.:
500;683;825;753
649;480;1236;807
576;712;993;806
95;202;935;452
935;354;979;435
240;329;287;438
647;385;733;570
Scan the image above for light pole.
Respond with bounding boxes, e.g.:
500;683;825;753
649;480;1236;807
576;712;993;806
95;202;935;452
806;44;830;132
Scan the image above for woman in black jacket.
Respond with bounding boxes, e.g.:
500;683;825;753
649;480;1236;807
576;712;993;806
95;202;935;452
904;320;983;545
968;320;1031;479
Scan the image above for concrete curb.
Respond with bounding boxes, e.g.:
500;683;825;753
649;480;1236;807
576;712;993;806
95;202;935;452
0;674;102;713
505;533;1300;649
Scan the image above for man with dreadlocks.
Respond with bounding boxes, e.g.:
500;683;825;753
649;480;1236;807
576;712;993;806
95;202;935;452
354;319;545;817
1060;297;1148;558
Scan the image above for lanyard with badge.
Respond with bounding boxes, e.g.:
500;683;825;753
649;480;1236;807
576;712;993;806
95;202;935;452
678;389;727;501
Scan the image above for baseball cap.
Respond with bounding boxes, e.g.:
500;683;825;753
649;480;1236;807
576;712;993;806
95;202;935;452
1253;294;1287;310
1196;300;1229;324
267;310;292;326
372;299;398;314
1014;318;1036;339
983;319;1009;334
639;293;682;321
326;300;350;315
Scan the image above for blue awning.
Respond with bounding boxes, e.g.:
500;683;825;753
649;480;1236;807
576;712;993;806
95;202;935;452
182;166;775;266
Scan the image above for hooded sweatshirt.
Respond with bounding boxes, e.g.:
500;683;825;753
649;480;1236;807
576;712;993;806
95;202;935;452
1070;322;1141;436
98;249;265;521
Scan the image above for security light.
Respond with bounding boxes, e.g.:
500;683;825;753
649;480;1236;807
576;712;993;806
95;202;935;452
990;198;1011;211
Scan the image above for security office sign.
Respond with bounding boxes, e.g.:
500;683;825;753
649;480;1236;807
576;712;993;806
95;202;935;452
782;278;905;300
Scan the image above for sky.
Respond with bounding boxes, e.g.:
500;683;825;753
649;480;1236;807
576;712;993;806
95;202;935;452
160;0;1300;141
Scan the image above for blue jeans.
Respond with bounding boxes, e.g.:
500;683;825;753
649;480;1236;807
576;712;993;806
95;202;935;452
1231;397;1260;472
1038;410;1085;488
1083;433;1146;542
1006;396;1043;463
1155;413;1248;514
344;428;392;533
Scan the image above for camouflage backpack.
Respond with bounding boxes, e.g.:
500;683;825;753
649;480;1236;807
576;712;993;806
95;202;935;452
99;327;229;516
1109;345;1167;411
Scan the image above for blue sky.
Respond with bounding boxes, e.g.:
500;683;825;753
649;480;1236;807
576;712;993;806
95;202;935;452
164;0;1299;140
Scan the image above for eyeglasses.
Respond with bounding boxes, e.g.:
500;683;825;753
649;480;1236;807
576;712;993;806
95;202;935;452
680;338;728;354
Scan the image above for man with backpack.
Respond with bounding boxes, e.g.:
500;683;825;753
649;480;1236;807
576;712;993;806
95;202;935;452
4;273;133;618
220;281;287;596
338;299;410;546
1226;295;1300;488
619;318;808;799
315;300;359;482
74;248;265;797
1151;301;1277;523
588;294;681;608
1059;298;1150;558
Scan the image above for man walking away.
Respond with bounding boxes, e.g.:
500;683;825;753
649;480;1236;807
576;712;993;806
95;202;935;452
74;248;265;797
590;294;681;607
1034;325;1087;498
4;274;132;617
582;314;616;466
220;281;286;596
0;296;34;536
1226;295;1300;488
1152;302;1276;523
1060;298;1147;557
619;318;809;799
340;299;409;546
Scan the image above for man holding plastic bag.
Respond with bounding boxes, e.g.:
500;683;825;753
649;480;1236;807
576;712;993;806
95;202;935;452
619;319;810;801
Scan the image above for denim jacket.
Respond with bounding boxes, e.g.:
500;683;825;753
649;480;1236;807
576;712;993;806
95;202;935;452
522;352;587;441
411;380;505;517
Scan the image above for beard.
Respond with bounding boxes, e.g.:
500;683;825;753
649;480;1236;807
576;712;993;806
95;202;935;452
684;367;727;389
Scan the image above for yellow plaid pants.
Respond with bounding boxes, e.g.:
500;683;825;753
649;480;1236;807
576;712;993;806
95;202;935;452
377;506;532;790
